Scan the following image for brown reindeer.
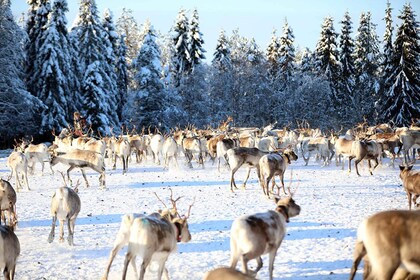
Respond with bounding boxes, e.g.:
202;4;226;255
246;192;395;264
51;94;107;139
399;165;420;210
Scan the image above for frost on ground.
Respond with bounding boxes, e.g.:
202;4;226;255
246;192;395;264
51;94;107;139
0;153;410;280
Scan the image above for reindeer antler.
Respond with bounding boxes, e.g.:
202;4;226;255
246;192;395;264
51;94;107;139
185;196;196;218
169;188;182;217
153;191;169;209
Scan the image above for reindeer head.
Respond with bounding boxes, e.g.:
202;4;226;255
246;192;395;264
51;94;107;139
154;189;194;243
399;164;414;180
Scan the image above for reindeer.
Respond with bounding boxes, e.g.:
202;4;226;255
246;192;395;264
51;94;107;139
182;136;204;168
259;149;298;197
0;180;17;231
113;138;130;174
203;267;255;280
150;134;164;165
230;195;301;280
349;209;420;280
226;147;269;192
162;136;180;170
7;151;30;192
50;149;106;188
0;225;20;280
399;165;420;210
16;137;54;175
120;191;193;280
47;173;81;246
102;190;194;280
217;138;237;172
331;135;369;176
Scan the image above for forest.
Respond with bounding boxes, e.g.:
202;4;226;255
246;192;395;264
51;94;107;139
0;0;419;147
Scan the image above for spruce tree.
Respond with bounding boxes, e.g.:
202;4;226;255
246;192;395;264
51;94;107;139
25;0;51;97
115;35;128;120
124;23;167;130
376;1;394;122
338;11;356;126
0;0;43;142
353;12;381;122
35;0;75;134
379;3;420;125
72;0;119;135
278;19;296;84
314;16;342;125
266;29;280;78
212;29;232;72
171;9;191;87
188;8;206;70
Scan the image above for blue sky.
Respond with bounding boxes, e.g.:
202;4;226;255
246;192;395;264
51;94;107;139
11;0;420;56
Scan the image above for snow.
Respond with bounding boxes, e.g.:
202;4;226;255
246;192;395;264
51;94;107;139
2;151;411;280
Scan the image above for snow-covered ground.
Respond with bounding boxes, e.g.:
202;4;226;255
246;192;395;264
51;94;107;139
1;150;411;280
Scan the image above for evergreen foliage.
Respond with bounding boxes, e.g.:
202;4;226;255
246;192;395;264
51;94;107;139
378;3;420;125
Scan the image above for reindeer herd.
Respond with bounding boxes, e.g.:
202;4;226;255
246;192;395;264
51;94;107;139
0;119;419;279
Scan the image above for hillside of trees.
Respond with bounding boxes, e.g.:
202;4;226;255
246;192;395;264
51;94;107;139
0;0;419;147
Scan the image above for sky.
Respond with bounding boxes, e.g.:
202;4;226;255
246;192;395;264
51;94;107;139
11;0;420;58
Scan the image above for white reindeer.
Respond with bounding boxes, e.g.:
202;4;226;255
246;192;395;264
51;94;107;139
50;149;106;188
150;134;164;165
113;138;130;174
7;151;30;192
259;149;298;197
230;196;301;280
162;136;180;170
47;174;81;246
0;225;20;280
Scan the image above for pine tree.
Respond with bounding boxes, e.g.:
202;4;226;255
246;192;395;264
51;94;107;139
314;16;342;125
124;23;167;131
0;0;43;142
188;8;206;70
266;29;280;78
338;11;356;126
72;0;120;135
35;0;76;134
278;19;296;84
353;12;381;122
379;3;420;125
171;9;191;87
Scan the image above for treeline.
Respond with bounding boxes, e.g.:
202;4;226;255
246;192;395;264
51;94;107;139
0;0;419;147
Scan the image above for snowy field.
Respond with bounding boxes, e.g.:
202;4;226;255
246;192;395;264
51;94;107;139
1;150;413;280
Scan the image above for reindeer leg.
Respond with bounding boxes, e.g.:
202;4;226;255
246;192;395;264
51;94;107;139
240;254;250;275
254;257;263;274
267;249;278;280
67;217;76;246
66;165;76;186
58;219;65;243
80;169;90;188
242;167;251;190
354;159;362;176
413;194;419;209
138;255;152;280
122;252;134;280
407;192;412;210
48;215;57;243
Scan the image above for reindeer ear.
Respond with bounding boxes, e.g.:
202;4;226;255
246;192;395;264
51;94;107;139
407;165;414;171
399;165;405;171
274;196;280;204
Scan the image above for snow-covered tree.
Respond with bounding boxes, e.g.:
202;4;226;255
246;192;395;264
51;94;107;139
35;0;77;134
314;16;342;126
71;0;120;135
212;29;231;72
278;19;296;83
353;12;381;122
25;0;51;97
170;9;190;87
266;29;280;78
0;0;43;141
115;35;128;120
376;1;394;121
188;8;205;70
338;11;356;126
246;38;264;66
378;3;420;125
115;8;141;66
124;23;167;131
